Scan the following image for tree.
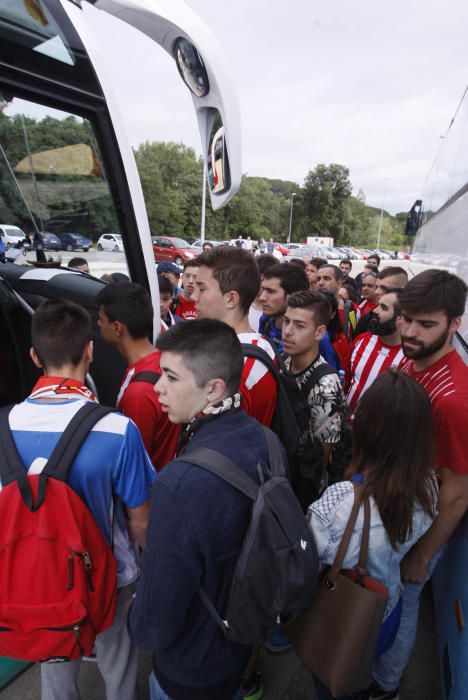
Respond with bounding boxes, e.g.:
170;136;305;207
302;164;352;243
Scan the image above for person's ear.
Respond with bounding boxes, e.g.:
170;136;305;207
206;378;228;403
85;340;94;364
113;320;124;338
450;316;462;334
225;290;240;309
30;347;43;369
315;324;327;341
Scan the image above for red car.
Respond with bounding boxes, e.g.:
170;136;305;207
152;236;199;265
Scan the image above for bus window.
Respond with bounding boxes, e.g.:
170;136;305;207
0;95;129;280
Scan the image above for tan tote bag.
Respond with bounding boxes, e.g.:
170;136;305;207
284;488;389;697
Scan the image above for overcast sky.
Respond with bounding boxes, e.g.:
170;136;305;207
87;1;468;215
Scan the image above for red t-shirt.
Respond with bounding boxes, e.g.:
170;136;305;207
238;332;278;426
173;295;198;320
116;351;179;471
399;350;468;474
358;300;377;317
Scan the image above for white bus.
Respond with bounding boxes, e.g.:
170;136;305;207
0;0;241;417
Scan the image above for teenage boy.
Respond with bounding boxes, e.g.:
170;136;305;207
345;290;404;413
369;269;468;700
157;261;182;296
96;282;179;470
173;260;199;320
282;290;345;471
192;246;277;425
128;319;283;700
3;299;154;700
259;263;309;353
159;274;181;331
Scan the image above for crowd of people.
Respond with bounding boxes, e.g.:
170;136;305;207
1;245;467;700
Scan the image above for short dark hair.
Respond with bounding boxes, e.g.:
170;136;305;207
286;290;331;327
367;253;381;266
399;269;467;322
288;258;306;269
309;257;328;270
378;266;408;282
256;254;278;275
95;282;153;339
340;258;352;269
183;259;199;271
263;263;308;295
32;299;91;369
341;283;358;304
318;264;343;283
158;274;174;296
156;319;243;396
68;257;88;269
195;247;260;314
380;288;402;315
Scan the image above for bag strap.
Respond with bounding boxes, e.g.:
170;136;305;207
343;300;352;340
175;427;284;501
130;370;161;384
357;497;371;575
306;361;338;386
0;402;114;511
241;342;308;428
327;487;371;586
43;403;115;480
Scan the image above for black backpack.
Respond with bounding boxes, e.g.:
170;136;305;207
241;343;332;510
177;426;319;646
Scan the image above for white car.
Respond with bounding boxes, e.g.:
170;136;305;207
0;225;27;248
97;233;124;252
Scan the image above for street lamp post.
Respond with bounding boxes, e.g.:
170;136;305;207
376;179;387;250
287;192;296;244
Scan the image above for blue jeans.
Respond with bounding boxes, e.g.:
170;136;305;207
372;547;444;691
149;671;242;700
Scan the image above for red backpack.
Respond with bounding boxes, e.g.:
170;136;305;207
0;402;118;662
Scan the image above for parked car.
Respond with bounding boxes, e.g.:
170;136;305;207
284;243;303;250
97;233;124;252
58;232;92;252
36;231;61;251
0;225;27;248
152;236;199;265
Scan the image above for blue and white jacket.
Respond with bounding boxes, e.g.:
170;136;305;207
307;479;438;618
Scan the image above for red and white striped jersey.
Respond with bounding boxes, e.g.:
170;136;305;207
345;332;404;412
238;332;278;426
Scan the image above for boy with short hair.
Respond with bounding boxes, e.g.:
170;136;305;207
3;298;154;699
282;290;345;473
129;319;283;700
173;260;199;320
192;246;277;425
96;282;179;470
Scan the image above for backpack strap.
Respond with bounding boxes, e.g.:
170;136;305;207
343;300;352;340
178;447;259;501
130;370;161;384
0;404;31;502
0;402;114;511
306;361;338;386
176;427;284;501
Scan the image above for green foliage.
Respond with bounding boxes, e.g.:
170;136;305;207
0;106;406;246
301;164;353;243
